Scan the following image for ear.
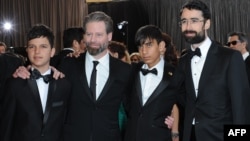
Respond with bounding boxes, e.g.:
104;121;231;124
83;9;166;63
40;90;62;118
204;19;211;30
113;52;119;58
50;47;56;57
159;41;166;53
73;40;79;47
108;33;113;41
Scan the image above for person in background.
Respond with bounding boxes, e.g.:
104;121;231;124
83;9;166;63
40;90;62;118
51;27;85;67
0;42;7;54
107;40;131;140
161;32;183;141
227;31;250;83
0;24;71;141
0;46;24;130
129;52;142;63
124;25;179;141
161;32;178;67
172;1;250;141
58;11;132;141
108;40;131;64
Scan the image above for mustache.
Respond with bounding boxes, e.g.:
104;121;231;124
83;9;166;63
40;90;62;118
183;30;197;34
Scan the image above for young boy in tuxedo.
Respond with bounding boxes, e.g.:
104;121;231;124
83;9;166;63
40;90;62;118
124;25;179;141
0;24;71;141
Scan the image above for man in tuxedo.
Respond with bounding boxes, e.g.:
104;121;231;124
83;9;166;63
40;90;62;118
58;11;131;141
227;31;250;83
51;27;85;67
176;1;250;141
0;24;71;141
124;25;179;141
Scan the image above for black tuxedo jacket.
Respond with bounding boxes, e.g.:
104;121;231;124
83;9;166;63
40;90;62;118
0;53;23;124
58;53;132;141
50;49;73;67
177;41;250;141
124;62;177;141
0;77;71;141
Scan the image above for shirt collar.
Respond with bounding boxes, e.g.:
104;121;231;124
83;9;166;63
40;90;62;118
243;52;249;60
142;57;164;72
191;37;212;58
86;51;109;66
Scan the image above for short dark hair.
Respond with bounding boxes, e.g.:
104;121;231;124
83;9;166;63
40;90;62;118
27;24;54;48
108;41;127;59
227;31;248;44
63;27;84;48
83;11;113;34
180;0;211;20
135;25;163;47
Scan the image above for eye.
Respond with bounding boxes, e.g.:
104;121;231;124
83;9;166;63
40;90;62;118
191;19;199;24
145;42;152;47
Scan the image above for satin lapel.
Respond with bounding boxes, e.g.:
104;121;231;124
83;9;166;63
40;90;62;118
79;54;94;101
27;79;43;114
135;72;143;106
185;57;196;100
197;43;217;99
43;80;56;126
143;63;172;106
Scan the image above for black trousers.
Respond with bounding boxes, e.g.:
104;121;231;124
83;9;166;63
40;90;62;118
190;125;196;141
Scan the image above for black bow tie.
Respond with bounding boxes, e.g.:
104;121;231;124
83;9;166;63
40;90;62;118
31;69;52;84
189;48;201;58
140;68;158;75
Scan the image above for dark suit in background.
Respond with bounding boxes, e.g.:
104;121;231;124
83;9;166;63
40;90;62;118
0;76;71;141
0;53;23;125
50;49;73;67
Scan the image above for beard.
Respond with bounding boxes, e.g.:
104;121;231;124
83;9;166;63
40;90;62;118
86;42;108;56
182;30;206;44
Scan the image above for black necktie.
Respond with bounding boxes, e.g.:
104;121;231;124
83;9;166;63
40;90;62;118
189;48;201;58
31;69;52;84
140;68;158;75
90;61;99;100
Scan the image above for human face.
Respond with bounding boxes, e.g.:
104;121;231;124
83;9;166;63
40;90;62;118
180;8;210;45
227;35;246;54
84;21;112;59
26;37;55;73
138;38;164;68
79;38;86;53
0;45;5;54
131;55;140;63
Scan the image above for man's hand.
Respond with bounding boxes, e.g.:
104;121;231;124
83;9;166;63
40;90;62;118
165;116;174;129
51;66;65;79
13;65;65;80
67;51;81;58
13;65;31;79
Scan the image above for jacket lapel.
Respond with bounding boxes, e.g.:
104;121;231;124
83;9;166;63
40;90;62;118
143;62;172;106
27;79;43;114
78;54;94;101
197;42;218;99
43;80;56;126
97;55;115;101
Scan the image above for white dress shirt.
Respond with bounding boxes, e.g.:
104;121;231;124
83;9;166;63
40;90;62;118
86;51;109;100
34;68;51;113
140;58;164;105
191;37;211;124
